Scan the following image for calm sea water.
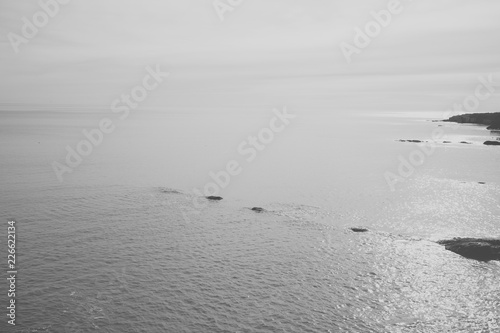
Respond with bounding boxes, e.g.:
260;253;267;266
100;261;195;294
1;106;499;332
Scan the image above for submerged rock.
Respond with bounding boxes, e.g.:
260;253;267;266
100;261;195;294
483;141;500;146
206;196;223;201
350;227;368;233
437;238;500;261
250;207;265;213
158;187;182;194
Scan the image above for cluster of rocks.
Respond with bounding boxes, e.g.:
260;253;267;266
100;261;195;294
164;191;500;262
206;196;266;213
397;139;474;145
397;139;426;143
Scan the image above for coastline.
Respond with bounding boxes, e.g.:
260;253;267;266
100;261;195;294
441;112;500;130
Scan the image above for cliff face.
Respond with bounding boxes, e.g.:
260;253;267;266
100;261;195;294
443;112;500;130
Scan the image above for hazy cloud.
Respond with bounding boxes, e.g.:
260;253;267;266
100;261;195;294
0;0;499;109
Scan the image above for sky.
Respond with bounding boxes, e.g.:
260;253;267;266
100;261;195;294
0;0;500;110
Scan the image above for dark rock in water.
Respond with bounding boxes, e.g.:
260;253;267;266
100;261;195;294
483;141;500;146
251;207;265;213
206;196;223;201
460;141;471;144
397;139;424;143
437;238;500;261
478;182;486;184
442;141;452;144
350;227;368;233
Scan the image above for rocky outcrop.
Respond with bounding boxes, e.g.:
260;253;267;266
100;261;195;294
442;112;500;130
437;238;500;261
483;141;500;146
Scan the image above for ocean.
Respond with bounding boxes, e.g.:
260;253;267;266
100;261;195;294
1;106;499;332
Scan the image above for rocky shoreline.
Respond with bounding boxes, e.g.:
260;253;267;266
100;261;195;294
441;112;500;130
437;238;500;261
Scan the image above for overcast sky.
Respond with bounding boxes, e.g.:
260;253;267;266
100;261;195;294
1;0;499;110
